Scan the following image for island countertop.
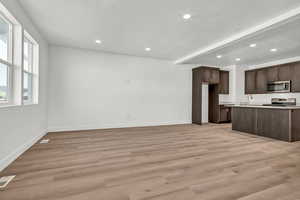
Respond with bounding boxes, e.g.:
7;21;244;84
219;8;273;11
224;104;300;110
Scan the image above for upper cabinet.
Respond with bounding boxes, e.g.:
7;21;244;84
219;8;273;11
210;69;220;84
278;64;292;81
219;70;229;94
200;68;211;83
292;62;300;92
200;67;220;84
244;61;300;94
245;70;256;94
267;67;279;82
256;69;268;94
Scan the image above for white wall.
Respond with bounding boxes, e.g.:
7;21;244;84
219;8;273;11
47;46;192;132
219;66;235;104
0;0;48;171
201;84;208;123
219;65;248;104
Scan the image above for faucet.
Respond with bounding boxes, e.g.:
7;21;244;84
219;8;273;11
248;95;253;104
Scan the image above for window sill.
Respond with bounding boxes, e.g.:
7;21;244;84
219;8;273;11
0;104;21;109
0;103;39;110
23;103;39;107
23;100;38;106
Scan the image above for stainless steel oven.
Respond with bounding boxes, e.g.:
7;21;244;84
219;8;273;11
267;81;291;93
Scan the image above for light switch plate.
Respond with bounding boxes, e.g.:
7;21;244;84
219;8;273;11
0;175;16;189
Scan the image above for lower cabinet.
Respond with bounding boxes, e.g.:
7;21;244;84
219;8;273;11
219;106;231;123
192;70;202;124
232;107;295;142
232;107;256;134
256;109;290;141
291;110;300;141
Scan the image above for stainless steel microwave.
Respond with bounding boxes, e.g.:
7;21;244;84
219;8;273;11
267;81;291;93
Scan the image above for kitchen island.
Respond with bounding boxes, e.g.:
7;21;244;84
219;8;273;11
230;105;300;142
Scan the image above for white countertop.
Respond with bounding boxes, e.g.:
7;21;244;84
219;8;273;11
225;104;300;109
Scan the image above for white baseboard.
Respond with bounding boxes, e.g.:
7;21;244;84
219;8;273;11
0;131;47;172
47;121;191;133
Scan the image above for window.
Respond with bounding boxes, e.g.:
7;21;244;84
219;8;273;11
0;14;12;104
23;36;33;102
0;63;8;101
0;2;39;107
23;31;38;104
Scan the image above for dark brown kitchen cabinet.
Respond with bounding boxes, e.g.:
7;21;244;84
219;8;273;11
232;107;256;134
219;70;229;94
192;66;228;125
278;64;292;81
200;67;220;84
209;84;219;123
292;110;300;141
266;64;293;82
192;69;202;124
245;61;300;94
245;70;256;94
256;69;267;93
291;62;300;92
256;109;290;141
232;107;299;142
201;68;211;83
210;69;220;84
219;106;231;123
267;67;279;82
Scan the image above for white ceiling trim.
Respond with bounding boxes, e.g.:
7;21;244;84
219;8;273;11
174;6;300;64
245;56;300;70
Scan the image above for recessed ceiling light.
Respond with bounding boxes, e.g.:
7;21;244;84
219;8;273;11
217;55;222;59
95;40;102;44
145;47;151;51
270;48;278;52
235;58;241;61
249;43;257;48
183;14;192;20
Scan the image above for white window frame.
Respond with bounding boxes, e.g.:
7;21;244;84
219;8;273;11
0;2;39;108
22;31;39;105
0;12;13;106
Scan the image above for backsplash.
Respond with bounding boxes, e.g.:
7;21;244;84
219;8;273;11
247;93;300;105
220;93;300;105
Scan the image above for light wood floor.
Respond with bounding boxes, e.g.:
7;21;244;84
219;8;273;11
1;124;300;200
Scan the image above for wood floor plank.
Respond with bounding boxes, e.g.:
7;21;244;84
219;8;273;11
1;124;300;200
